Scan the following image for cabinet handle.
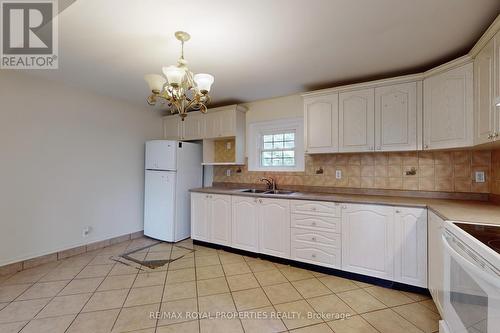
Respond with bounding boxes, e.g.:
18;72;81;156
311;222;317;226
312;237;317;241
488;133;493;139
376;146;381;150
259;199;263;203
311;254;317;258
395;209;401;213
311;207;317;211
424;144;429;149
494;132;499;139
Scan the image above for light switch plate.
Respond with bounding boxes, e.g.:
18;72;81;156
336;170;342;179
475;171;485;183
226;169;231;177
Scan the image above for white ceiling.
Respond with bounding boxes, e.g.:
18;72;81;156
29;0;499;107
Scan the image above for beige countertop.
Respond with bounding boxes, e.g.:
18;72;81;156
190;187;500;226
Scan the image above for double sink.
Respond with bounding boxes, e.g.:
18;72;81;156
239;188;296;195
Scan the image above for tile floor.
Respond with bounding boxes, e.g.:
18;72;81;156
0;237;441;332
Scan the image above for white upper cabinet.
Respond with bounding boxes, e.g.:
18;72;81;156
423;63;474;150
163;115;181;140
375;82;418;151
475;28;500;145
495;31;500;137
393;207;427;288
304;94;339;153
259;198;290;259
474;37;495;145
231;196;259;252
182;112;205;140
339;88;375;152
205;108;236;139
341;203;394;280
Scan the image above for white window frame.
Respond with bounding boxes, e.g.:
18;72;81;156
248;118;304;172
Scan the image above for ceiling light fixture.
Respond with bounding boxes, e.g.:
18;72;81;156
144;31;214;121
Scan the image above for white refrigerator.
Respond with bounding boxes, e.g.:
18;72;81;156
144;140;202;242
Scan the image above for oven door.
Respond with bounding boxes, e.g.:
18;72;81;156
442;231;500;333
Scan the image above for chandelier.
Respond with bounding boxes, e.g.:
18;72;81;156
143;31;214;121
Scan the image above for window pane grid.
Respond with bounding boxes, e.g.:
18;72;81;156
260;131;296;167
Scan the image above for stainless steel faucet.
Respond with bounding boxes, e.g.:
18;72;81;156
260;177;276;191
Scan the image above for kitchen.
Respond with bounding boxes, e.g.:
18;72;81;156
1;1;499;333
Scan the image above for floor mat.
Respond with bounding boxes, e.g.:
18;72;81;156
112;241;195;270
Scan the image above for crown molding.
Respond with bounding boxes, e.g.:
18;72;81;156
301;73;424;97
469;14;500;58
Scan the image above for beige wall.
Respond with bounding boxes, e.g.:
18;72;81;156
242;94;303;156
0;72;163;266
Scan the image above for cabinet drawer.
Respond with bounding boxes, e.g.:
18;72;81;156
291;213;341;233
291;228;341;248
291;240;341;269
290;200;341;216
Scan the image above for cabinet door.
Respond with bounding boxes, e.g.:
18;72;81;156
474;38;495;145
428;211;444;315
339;89;375;152
191;193;210;241
219;109;236;137
423;63;473;149
210;195;232;246
494;31;500;138
394;207;427;288
164;115;181;140
259;198;290;259
375;82;417;151
182;112;205;140
304;94;339;153
231;196;259;252
204;112;220;139
341;203;394;280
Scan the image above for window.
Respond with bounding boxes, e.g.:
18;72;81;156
261;131;296;167
248;118;304;172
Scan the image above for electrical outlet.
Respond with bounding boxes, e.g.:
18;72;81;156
336;170;342;179
475;171;485;183
226;169;231;177
82;226;91;237
226;142;232;150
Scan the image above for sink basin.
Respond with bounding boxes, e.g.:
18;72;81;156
264;190;295;195
239;189;267;193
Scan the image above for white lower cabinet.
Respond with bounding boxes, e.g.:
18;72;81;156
394;207;427;288
192;194;428;288
291;228;341;268
258;198;290;259
232;197;290;258
191;192;210;242
428;211;445;315
231;196;259;252
190;193;231;245
341;203;395;280
210;195;232;246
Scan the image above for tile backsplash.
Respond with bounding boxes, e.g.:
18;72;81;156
214;150;493;193
492;149;500;195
